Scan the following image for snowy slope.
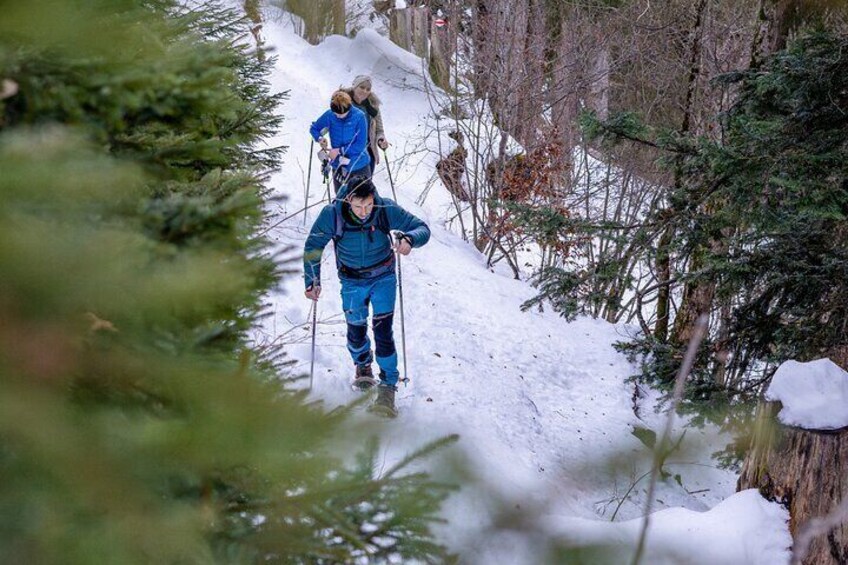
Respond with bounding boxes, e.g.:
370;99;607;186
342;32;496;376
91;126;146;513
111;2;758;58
256;10;788;563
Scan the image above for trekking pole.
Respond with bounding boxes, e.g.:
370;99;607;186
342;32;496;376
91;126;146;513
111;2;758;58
382;148;398;201
322;160;331;204
304;139;314;225
308;298;318;391
392;232;409;386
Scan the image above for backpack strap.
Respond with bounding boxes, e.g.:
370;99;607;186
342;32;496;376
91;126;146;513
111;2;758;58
375;200;390;235
331;198;390;246
330;202;342;245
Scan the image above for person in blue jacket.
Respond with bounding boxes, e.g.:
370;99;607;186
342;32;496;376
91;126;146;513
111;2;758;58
303;179;430;416
309;90;371;194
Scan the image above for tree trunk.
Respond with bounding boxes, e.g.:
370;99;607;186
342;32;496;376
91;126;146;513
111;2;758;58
738;354;848;564
390;7;430;60
587;36;609;121
429;13;452;90
517;0;547;149
711;296;733;387
549;16;579;162
668;0;713;346
751;0;801;68
671;248;716;344
471;0;493;97
332;0;345;37
767;0;800;54
285;0;345;45
654;224;674;343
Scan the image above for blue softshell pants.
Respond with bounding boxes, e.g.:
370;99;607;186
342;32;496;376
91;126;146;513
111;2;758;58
340;271;399;387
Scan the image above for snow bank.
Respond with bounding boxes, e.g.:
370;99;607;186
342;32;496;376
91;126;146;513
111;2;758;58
547;489;791;565
765;358;848;430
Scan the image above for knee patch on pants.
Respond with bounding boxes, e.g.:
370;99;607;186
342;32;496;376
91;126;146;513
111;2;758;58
373;311;395;358
347;322;368;348
346;322;371;365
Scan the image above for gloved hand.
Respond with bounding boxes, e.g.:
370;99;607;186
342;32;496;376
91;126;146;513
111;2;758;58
393;232;413;256
377;137;389;150
304;285;321;301
321;160;331;177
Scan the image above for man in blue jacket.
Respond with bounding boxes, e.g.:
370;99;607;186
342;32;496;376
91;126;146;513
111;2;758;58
303;179;430;416
309;90;371;193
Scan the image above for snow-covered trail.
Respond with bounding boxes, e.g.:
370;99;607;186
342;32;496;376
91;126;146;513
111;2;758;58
261;19;645;515
256;12;787;563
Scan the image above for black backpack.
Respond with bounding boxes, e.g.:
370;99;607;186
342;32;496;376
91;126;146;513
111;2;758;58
331;199;390;245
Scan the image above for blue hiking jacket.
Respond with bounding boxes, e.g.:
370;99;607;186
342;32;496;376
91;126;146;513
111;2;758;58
309;106;371;173
304;195;431;289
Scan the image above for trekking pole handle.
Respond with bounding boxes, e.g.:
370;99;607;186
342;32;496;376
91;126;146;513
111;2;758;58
390;230;410;250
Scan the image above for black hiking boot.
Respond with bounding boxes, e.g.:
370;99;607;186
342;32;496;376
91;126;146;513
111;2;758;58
352;364;378;391
368;384;398;418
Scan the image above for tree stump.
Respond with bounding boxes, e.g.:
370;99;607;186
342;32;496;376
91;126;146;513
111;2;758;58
738;400;848;564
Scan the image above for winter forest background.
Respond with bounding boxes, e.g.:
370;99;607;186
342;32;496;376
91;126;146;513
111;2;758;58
2;0;847;563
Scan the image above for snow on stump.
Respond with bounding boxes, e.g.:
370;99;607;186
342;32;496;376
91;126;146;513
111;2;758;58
738;358;848;564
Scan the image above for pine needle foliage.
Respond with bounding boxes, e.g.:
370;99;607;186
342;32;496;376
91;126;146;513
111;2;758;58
636;30;848;391
511;205;635;321
583;30;848;420
699;30;848;365
0;2;455;563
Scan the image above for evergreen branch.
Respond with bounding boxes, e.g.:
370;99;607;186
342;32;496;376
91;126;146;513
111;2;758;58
383;434;460;480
